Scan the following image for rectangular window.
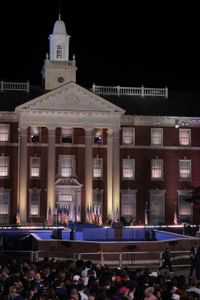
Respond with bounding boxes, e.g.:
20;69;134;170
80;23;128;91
121;191;136;218
179;159;191;179
0;190;10;215
59;194;73;202
59;155;75;177
150;190;165;225
94;129;103;144
30;127;40;143
0;156;9;177
93;158;103;178
0;124;9;142
122;158;135;179
93;189;103;217
30;157;40;178
151;159;163;180
61;128;73;143
151;128;163;146
122;127;135;145
29;190;40;216
178;191;192;223
179;129;191;146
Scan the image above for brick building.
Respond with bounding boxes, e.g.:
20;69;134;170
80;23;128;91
0;16;199;226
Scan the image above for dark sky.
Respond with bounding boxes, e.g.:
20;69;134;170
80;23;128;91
0;1;199;91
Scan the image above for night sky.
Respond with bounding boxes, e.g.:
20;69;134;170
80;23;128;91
0;1;199;91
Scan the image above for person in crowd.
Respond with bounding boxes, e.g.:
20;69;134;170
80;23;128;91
159;244;173;272
189;241;200;281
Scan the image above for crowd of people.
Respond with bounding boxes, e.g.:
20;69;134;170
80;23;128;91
0;252;200;300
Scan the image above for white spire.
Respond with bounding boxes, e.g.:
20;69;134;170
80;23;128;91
49;16;70;61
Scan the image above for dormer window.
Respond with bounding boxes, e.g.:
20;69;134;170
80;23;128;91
56;44;63;59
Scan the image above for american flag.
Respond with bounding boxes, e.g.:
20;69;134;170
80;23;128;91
115;206;120;221
173;208;178;225
87;204;92;223
145;203;148;225
16;208;21;226
57;207;61;225
76;205;81;222
47;206;53;227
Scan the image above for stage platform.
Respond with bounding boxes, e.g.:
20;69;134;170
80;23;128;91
0;224;198;268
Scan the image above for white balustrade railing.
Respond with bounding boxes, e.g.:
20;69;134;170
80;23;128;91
92;84;168;98
1;80;30;92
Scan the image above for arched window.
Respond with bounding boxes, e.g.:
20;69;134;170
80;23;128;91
56;45;62;59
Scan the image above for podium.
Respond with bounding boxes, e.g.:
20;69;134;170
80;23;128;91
51;228;62;240
112;221;123;240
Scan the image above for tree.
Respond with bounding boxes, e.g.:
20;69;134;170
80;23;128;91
185;186;200;206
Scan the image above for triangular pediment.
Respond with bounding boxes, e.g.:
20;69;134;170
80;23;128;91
15;82;124;114
55;177;82;187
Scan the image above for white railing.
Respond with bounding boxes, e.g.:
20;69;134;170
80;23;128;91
92;84;168;98
1;80;30;92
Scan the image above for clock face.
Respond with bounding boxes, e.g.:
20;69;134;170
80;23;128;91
57;76;64;83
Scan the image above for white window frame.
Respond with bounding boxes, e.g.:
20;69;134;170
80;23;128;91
178;190;193;223
30;157;40;178
29;189;41;217
122;127;135;145
179;129;191;146
0;189;10;215
59;194;73;202
61;128;73;143
93;158;103;179
122;158;135;180
0;155;9;178
151;128;163;146
179;159;191;180
151;159;163;180
0;124;10;142
120;190;137;219
93;189;103;215
149;190;165;225
58;155;75;177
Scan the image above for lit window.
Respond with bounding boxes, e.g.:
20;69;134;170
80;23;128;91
29;189;40;217
59;194;73;202
121;191;136;218
93;158;103;178
179;129;191;146
56;44;62;59
59;155;75;177
151;128;163;146
61;128;73;143
0;156;9;177
30;157;40;178
0;124;9;142
178;191;192;223
30;127;40;143
179;159;191;179
94;129;103;144
93;189;103;217
0;190;10;215
151;159;163;180
122;158;135;179
122;127;135;145
150;190;165;225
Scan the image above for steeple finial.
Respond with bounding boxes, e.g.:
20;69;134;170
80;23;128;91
58;2;61;20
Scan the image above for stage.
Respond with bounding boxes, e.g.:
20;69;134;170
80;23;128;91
0;224;198;267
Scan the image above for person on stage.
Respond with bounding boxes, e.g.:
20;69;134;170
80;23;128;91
159;244;173;272
189;241;200;281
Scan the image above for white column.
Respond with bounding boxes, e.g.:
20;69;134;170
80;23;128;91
47;127;56;216
18;127;28;224
107;129;113;220
112;129;120;218
85;128;93;218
